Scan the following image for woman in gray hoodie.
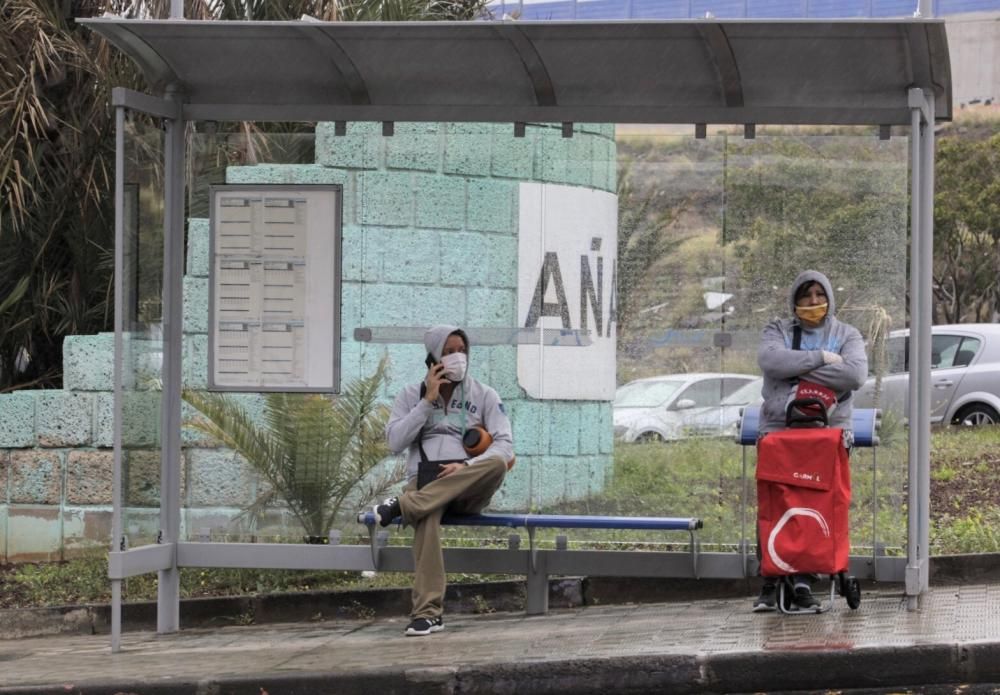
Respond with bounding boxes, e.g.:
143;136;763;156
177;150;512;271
753;270;868;612
371;324;513;636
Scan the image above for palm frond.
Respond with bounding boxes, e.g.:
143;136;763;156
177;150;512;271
182;357;396;538
182;389;312;528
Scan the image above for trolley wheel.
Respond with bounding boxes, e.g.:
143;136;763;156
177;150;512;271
844;576;861;609
836;572;848;595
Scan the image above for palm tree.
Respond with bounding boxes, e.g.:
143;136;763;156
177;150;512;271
182;357;401;538
0;0;491;391
0;1;144;389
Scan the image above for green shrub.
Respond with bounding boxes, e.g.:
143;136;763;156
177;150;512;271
932;510;1000;554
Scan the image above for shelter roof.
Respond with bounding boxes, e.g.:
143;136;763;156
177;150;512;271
81;18;951;124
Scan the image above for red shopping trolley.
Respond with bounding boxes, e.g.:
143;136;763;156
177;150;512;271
756;392;862;614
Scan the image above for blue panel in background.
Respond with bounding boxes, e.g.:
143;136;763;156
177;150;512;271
487;0;513;17
691;0;750;16
747;0;806;17
576;0;632;18
807;0;869;17
519;0;578;18
871;0;920;16
632;0;693;17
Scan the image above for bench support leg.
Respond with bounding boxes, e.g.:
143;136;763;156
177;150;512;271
526;552;548;615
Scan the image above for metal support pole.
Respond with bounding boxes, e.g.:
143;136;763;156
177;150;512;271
905;88;933;609
157;88;185;633
871;447;879;579
170;0;183;19
525;552;548;615
918;90;936;599
905;95;921;610
111;104;126;654
739;446;748;578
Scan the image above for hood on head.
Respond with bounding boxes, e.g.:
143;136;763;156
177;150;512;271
788;270;836;318
423;324;469;362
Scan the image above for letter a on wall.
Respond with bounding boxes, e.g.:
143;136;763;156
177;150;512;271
517;183;617;400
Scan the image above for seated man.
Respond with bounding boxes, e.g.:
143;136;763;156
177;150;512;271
370;324;512;636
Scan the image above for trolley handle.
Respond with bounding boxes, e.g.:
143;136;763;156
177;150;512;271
785;397;830;428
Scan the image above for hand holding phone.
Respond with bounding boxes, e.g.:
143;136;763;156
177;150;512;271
424;354;448;402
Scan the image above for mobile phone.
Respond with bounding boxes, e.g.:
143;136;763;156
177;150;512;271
425;353;438;370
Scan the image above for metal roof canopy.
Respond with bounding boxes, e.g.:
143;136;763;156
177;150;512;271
81;18;952;125
84;17;949;653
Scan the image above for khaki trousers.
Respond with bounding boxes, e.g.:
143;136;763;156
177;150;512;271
398;456;507;619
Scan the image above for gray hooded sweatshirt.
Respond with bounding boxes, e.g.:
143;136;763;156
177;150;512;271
386;324;514;483
757;270;869;435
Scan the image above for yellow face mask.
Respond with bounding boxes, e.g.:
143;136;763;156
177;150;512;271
795;303;828;324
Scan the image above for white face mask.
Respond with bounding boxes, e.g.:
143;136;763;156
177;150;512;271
440;352;467;382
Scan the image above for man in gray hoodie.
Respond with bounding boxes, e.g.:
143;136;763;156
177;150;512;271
753;270;868;612
370;324;513;636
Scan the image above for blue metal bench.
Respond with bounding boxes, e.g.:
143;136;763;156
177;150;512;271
736;406;881;447
355;407;881;615
357;511;703;614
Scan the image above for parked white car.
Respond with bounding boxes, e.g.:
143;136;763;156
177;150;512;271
854;323;1000;426
613;373;760;442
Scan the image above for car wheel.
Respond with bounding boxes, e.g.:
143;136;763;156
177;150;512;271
636;431;664;443
952;403;1000;427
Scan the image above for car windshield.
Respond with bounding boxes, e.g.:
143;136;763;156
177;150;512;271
614;380;685;408
721;379;763;406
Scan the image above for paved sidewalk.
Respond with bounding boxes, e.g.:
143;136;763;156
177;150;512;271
3;582;1000;694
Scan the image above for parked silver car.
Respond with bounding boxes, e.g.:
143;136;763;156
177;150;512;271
854;323;1000;426
613;372;760;442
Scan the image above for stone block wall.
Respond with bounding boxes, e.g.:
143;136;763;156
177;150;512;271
0;367;117;561
237;121;616;512
0;332;258;560
0;122;618;560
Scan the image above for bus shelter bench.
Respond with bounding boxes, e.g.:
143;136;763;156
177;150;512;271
736;406;881;447
357;512;703;614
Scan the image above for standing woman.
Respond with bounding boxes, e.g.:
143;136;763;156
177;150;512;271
753;270;868;611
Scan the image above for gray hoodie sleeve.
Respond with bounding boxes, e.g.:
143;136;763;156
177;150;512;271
385;385;434;455
467;389;514;466
799;325;869;395
757;320;825;379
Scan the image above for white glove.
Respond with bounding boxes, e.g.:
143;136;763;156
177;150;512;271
821;350;843;365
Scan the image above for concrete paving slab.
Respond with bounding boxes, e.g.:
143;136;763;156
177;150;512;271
1;582;999;694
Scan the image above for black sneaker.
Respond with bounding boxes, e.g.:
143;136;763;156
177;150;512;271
372;496;401;527
792;586;821;611
752;581;777;612
405;616;443;636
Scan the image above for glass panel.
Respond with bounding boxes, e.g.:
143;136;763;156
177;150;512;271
722;132;910;559
181;127;327;543
118;113;165;547
606;131;738;555
169;122;909;572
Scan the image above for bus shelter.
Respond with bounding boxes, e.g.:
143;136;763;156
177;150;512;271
81;16;951;652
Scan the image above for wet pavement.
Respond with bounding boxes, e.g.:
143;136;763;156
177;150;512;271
2;581;1000;694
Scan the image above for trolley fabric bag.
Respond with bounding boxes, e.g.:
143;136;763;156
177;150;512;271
756;427;851;577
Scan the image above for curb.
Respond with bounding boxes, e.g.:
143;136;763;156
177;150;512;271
3;552;995;641
0;575;757;641
3;643;1000;694
0;579;542;640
